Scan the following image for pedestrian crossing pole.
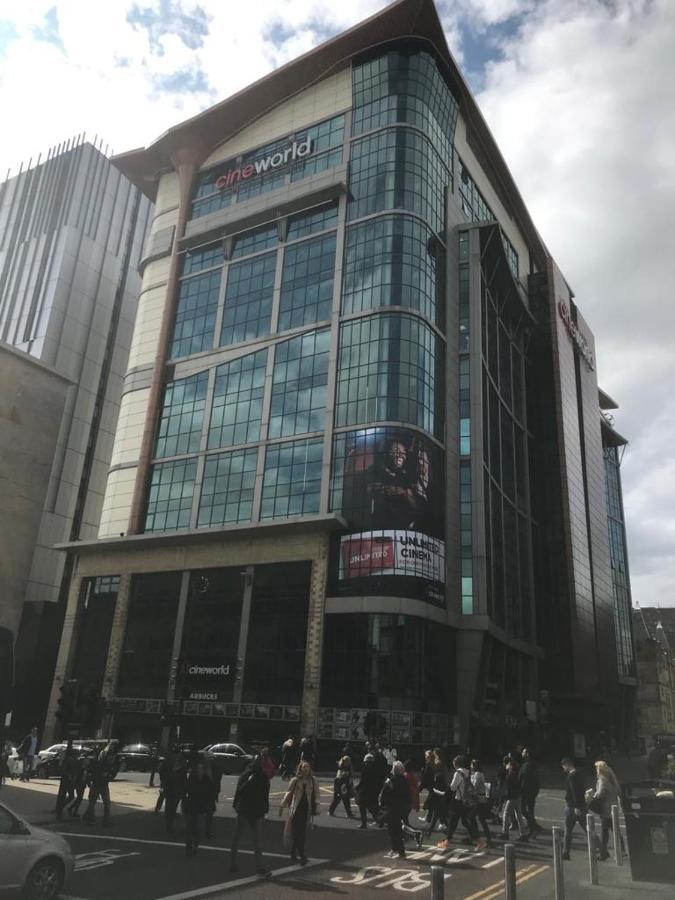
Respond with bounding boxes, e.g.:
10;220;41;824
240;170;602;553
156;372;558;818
586;814;599;885
504;843;516;900
611;804;624;866
552;826;565;900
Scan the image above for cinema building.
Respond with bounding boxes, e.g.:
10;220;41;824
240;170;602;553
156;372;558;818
45;0;636;753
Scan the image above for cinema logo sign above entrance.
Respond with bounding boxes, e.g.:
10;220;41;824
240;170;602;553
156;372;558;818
215;139;313;190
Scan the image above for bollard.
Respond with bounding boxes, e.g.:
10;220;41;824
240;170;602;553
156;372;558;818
586;813;598;885
430;865;444;900
610;804;623;866
504;843;516;900
552;825;565;900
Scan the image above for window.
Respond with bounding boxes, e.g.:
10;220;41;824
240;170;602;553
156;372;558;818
348;128;449;234
171;270;221;358
291;146;343;181
220;251;276;346
458;160;519;279
336;313;442;439
145;459;197;532
260;438;323;519
460;460;473;614
231;224;278;259
278;233;336;331
352;49;458;165
198;448;258;527
182;244;224;275
155;372;208;459
269;329;330;438
342;215;442;326
208;350;267;449
287;203;338;240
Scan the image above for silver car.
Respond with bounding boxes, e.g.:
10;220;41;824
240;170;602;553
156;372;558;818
0;802;73;899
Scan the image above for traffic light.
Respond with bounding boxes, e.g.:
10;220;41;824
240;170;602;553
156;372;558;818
235;658;244;681
55;679;79;724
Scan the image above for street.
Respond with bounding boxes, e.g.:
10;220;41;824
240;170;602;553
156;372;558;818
0;771;636;900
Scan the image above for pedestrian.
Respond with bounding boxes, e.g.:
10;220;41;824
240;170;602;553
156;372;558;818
383;744;398;766
470;759;492;845
494;755;510;823
379;760;412;858
55;744;78;820
280;736;298;780
280;760;320;865
230;755;270;876
18;726;40;782
83;741;118;827
161;747;187;835
199;749;220;840
401;759;423;848
437;755;485;850
419;749;435;823
148;744;163;788
372;744;389;792
260;746;277;781
588;760;624;861
356;753;381;828
425;749;450;835
520;748;542;836
183;759;213;857
67;753;90;818
561;756;588;860
299;736;316;766
499;760;529;842
329;755;354;818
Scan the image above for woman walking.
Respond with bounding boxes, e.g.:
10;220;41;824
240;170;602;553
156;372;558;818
470;759;492;845
589;760;623;860
329;755;354;818
280;761;320;865
426;749;451;835
419;749;435;823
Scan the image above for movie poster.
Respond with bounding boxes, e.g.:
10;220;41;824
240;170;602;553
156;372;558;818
331;427;445;605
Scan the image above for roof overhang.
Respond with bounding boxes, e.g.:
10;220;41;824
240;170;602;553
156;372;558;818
55;513;348;556
111;0;548;267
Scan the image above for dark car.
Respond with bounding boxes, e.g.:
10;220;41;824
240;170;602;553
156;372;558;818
34;744;96;779
202;743;253;775
116;744;163;773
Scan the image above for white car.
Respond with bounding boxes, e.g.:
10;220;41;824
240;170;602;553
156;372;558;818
0;801;73;898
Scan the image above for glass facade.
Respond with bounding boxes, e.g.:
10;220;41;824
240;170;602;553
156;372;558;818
145;459;197;532
208;350;267;449
198;448;258;527
269;329;330;438
260;438;323;519
604;445;634;677
278;232;336;330
70;576;118;695
155;372;208;459
220;251;276;347
458;159;519;279
171;269;221;359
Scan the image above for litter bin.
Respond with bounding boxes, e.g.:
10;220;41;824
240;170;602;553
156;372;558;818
622;780;675;884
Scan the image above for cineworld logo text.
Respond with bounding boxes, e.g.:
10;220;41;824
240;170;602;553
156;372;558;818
216;139;313;190
188;664;230;676
558;301;595;371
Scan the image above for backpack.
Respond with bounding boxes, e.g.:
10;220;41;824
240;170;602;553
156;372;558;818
461;772;478;809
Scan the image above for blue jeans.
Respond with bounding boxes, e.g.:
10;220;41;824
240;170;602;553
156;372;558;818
563;805;587;854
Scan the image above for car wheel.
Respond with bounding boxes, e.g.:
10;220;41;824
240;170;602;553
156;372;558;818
23;857;64;900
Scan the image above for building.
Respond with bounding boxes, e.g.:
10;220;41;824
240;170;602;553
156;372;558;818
633;608;675;750
0;140;152;734
45;0;635;754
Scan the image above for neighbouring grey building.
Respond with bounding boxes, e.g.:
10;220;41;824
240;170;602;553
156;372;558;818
0;139;152;734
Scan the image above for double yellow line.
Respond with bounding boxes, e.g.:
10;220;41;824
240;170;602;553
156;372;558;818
464;863;550;900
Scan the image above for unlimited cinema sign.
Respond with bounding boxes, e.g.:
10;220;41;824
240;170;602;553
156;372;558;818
215;139;313;190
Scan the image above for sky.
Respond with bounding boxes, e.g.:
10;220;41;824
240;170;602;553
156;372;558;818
0;0;673;608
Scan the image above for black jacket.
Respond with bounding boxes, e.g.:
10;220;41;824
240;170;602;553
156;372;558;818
565;769;587;809
503;770;522;800
356;758;381;804
183;770;214;814
520;759;540;797
233;763;270;821
380;772;410;822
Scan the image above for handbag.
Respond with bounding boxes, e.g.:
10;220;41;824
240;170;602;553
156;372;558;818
588;795;603;815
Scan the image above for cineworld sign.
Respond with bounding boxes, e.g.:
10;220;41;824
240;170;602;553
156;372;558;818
216;139;313;190
188;664;231;676
558;301;595;371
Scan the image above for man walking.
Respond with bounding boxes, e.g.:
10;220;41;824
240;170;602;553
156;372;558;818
183;758;213;857
561;757;587;860
55;744;78;820
160;747;187;834
520;748;542;836
18;727;39;782
356;753;381;828
230;755;270;876
83;741;118;826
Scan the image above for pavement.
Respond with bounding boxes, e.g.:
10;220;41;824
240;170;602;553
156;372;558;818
1;771;673;899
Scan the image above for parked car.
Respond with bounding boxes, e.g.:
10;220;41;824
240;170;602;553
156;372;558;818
0;801;74;899
202;743;253;775
34;744;96;779
116;744;163;773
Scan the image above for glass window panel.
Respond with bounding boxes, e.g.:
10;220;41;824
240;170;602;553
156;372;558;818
230;224;278;259
220;251;276;346
261;438;323;519
208;349;267;449
287;203;338;240
171;270;221;358
145;459;197;532
182;244;225;276
155;371;208;459
278;233;336;331
198;448;258;527
269;329;330;438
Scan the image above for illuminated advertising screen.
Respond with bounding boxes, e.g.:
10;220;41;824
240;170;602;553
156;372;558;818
330;427;445;605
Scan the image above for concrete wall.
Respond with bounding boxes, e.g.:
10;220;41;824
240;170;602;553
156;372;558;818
0;344;70;639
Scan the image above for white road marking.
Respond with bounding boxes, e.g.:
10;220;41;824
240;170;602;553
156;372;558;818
481;857;503;869
57;831;289;859
154;859;327;900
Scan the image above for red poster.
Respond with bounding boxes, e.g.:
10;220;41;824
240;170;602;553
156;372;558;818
342;536;395;578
